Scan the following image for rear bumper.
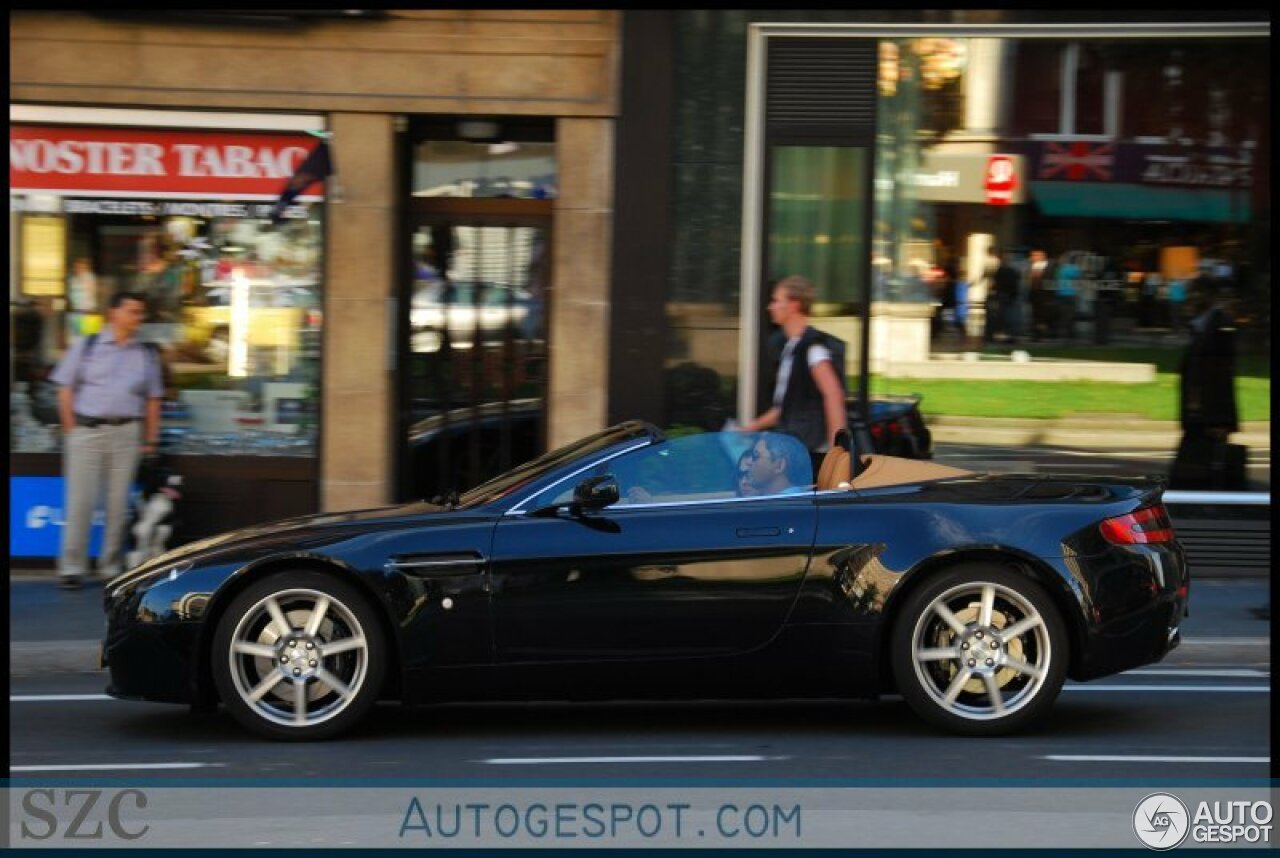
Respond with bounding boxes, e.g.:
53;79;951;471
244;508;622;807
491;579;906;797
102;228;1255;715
1062;541;1190;681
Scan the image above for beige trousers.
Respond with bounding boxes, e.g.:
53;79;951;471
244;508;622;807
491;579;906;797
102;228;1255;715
59;422;142;579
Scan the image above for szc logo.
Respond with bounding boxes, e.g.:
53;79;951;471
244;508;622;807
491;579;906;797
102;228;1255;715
1134;793;1190;850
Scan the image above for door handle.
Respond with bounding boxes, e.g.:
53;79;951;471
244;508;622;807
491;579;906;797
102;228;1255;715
736;527;781;538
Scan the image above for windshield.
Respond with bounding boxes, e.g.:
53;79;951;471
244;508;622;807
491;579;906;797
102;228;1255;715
457;421;659;509
525;431;815;509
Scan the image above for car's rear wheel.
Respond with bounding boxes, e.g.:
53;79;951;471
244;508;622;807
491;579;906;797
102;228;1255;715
891;565;1067;735
212;571;386;740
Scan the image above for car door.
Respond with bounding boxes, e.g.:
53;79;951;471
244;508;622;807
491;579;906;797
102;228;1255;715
489;432;819;662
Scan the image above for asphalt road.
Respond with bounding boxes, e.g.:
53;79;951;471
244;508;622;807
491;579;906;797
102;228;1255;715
9;580;1271;782
8;665;1271;782
8;579;1271;847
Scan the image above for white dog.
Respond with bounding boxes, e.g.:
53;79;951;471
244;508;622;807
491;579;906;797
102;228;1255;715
126;473;183;569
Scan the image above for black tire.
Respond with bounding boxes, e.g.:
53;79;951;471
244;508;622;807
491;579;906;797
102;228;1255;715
212;570;386;740
891;564;1068;736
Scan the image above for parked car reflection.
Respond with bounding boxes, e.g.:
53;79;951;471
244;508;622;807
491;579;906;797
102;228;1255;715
410;280;535;352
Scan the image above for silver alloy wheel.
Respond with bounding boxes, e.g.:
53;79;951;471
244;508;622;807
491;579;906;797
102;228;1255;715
909;581;1051;721
227;587;370;728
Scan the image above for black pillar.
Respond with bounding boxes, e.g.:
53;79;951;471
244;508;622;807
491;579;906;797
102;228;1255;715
607;10;674;427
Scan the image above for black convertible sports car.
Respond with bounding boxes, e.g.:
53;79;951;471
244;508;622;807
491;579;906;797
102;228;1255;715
103;422;1188;740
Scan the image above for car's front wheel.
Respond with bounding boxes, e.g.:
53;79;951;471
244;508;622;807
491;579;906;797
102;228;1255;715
891;565;1067;735
212;571;386;740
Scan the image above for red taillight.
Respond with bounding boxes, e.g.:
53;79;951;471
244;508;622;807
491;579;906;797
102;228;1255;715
1099;504;1176;545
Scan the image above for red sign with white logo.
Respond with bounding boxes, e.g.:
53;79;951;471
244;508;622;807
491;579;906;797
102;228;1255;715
9;125;325;200
984;154;1017;205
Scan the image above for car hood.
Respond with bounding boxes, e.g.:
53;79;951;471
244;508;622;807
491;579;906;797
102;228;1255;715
115;500;453;584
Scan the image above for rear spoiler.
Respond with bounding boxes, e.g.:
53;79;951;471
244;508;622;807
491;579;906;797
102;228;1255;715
1137;476;1167;510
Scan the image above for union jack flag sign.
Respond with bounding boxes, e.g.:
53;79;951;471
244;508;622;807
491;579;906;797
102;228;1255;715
1038;141;1115;181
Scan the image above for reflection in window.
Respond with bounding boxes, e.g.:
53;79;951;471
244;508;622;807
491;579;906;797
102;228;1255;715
769;147;868;309
528;431;813;509
408;224;546;357
10;202;323;456
874;38;973;304
413;140;557;199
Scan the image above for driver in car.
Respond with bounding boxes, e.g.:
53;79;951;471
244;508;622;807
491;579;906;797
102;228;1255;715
745;433;811;495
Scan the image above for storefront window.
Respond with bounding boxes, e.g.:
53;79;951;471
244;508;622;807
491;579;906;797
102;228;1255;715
875;38;974;304
10;125;325;458
868;34;1270;490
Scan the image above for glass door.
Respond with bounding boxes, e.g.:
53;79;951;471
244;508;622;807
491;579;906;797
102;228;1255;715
400;213;551;501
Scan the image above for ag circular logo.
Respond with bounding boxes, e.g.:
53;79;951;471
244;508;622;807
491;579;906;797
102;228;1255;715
1134;793;1191;850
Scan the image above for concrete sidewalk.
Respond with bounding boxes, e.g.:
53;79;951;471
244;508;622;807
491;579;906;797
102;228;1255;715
927;415;1271;451
9;577;1270;678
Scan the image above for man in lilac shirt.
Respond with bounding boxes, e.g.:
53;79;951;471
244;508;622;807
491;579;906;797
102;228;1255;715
50;291;165;589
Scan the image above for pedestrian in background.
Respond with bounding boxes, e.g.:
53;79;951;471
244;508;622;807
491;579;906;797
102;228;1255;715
1140;269;1162;328
742;275;848;476
1027;248;1051;341
1170;282;1243;490
992;248;1022;343
941;254;963;337
50;291;166;590
1055;253;1081;341
981;247;1001;344
1167;275;1188;329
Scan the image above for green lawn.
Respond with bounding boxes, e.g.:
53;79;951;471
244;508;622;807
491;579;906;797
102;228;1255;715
872;374;1268;421
868;342;1271;421
974;344;1271;380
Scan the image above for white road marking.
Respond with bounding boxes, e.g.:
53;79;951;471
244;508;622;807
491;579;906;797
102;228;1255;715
1127;668;1269;678
480;755;778;765
1179;637;1270;645
1064;685;1267;693
11;762;221;772
1044;755;1269;764
11;694;113;702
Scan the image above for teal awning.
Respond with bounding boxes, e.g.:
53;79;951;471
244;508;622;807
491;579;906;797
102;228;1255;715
1030;181;1251;223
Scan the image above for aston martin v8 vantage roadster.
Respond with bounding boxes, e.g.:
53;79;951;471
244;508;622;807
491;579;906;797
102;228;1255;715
103;422;1188;740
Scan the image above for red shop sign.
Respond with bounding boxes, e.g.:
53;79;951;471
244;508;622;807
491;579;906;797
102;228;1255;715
9;125;325;200
984;154;1017;205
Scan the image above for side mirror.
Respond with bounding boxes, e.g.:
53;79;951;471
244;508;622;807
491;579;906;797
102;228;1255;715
572;475;619;513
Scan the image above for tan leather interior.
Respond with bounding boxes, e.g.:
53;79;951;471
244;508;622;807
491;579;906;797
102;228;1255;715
815;447;851;490
849;454;973;490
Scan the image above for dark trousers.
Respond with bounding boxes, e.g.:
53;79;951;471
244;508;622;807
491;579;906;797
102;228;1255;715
1056;295;1076;340
1169;429;1246;490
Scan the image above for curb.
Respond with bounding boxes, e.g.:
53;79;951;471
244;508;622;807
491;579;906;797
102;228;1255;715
10;637;1270;678
11;640;102;676
1161;637;1270;668
927;417;1271;451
